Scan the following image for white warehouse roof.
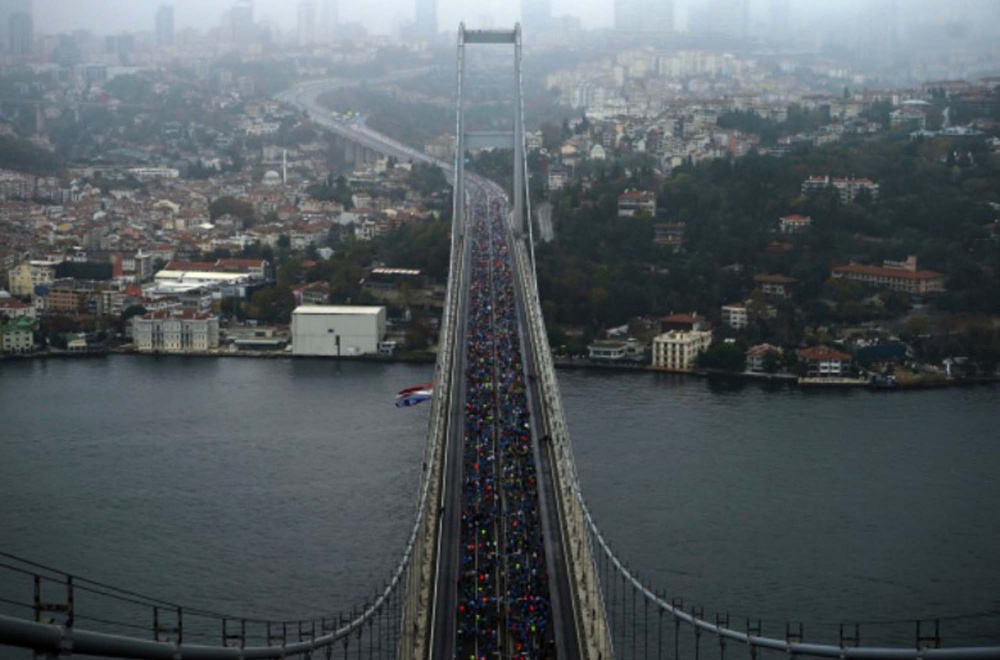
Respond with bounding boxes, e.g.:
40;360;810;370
292;305;385;315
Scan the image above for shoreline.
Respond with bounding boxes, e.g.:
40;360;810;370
3;348;996;391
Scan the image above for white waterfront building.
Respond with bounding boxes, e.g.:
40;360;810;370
652;328;712;372
133;310;220;352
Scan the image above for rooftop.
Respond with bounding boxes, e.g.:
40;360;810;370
798;346;851;362
662;313;700;324
754;274;798;285
292;305;385;316
833;264;943;280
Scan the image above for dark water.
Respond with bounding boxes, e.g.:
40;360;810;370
1;358;998;648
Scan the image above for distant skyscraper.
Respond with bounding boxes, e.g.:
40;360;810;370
614;0;673;33
8;9;30;54
768;0;790;39
297;2;316;47
694;0;749;40
230;0;255;44
414;0;436;38
857;0;899;66
320;0;338;42
155;4;175;47
522;0;552;36
105;33;135;64
0;0;32;55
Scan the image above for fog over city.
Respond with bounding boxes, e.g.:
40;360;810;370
30;0;1000;41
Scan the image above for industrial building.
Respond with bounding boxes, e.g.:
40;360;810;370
291;305;386;357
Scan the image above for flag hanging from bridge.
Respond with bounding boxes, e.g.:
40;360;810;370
395;383;433;408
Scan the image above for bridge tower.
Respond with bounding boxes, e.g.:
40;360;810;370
452;23;527;236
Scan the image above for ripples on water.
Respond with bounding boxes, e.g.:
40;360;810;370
1;358;998;649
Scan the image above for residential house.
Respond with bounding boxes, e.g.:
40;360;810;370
548;167;569;191
587;338;646;362
754;274;797;298
0;298;36;320
746;343;782;372
295;281;331;305
721;303;748;329
652;326;713;372
797;346;852;377
654;222;685;250
7;260;59;297
779;214;812;234
617;190;656;218
802;176;879;203
0;316;34;354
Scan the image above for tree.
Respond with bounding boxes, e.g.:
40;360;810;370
762;349;782;374
335;176;354;209
540;122;562;152
120;305;147;334
249;286;296;323
405;319;433;351
697;343;747;372
209;196;256;225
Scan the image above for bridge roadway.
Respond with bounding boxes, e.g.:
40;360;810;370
281;80;583;659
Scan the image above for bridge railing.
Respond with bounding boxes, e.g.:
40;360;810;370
399;53;468;657
507;222;614;660
584;504;1000;660
0;549;408;659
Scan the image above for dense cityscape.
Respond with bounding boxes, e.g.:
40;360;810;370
1;1;1000;659
3;1;999;388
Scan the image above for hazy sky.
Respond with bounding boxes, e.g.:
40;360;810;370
32;0;785;36
31;0;1000;38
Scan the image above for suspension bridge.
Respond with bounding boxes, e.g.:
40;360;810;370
2;24;999;660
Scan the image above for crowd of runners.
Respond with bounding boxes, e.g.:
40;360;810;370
456;193;555;660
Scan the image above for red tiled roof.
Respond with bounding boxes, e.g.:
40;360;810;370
832;264;943;281
797;346;851;362
662;313;699;324
766;241;794;253
218;258;266;268
780;214;811;222
754;274;798;285
746;344;781;358
164;261;219;271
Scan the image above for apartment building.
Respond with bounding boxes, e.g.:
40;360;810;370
721;303;748;329
802;176;879;203
617;189;657;217
652;328;712;372
831;256;944;295
7;260;59;297
0;317;34;354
